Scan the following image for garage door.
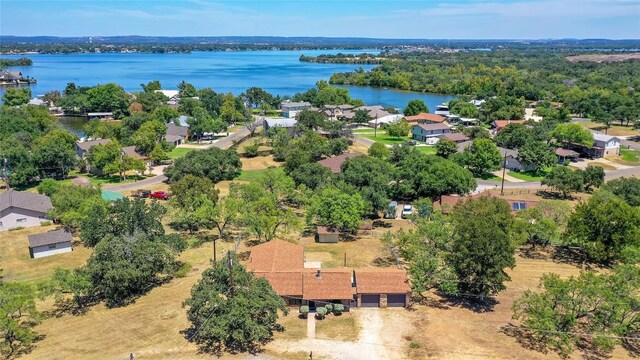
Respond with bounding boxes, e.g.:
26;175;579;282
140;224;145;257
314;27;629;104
387;294;406;307
360;294;380;307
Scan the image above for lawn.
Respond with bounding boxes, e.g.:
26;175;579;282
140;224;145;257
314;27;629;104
237;166;284;181
617;148;640;165
415;146;437;155
299;235;391;268
275;313;307;341
0;225;92;284
577;120;640;137
507;169;550;181
477;173;503;182
359;132;411;145
315;312;360;342
167;147;196;160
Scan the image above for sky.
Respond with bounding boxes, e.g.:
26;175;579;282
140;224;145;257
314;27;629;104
1;0;639;39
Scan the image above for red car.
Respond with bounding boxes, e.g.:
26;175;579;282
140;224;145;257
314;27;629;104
149;191;169;200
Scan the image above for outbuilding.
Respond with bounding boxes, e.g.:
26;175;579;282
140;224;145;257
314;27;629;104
354;269;411;308
28;229;73;259
317;226;340;243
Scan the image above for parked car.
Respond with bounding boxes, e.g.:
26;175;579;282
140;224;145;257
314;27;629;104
384;201;398;219
150;191;170;200
401;204;413;219
405;140;417;146
131;189;151;198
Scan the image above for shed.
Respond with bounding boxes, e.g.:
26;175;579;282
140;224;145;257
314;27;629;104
317;226;340;243
28;229;73;258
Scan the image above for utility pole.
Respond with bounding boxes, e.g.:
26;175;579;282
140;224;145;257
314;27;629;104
120;150;125;182
2;158;9;189
213;238;217;262
227;251;234;297
500;151;507;196
374;113;378;138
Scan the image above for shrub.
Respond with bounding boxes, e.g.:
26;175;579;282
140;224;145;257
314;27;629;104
9;226;25;231
324;303;333;313
333;303;344;315
315;307;327;320
409;342;422;349
40;220;52;226
244;142;260;158
299;305;309;318
175;262;192;278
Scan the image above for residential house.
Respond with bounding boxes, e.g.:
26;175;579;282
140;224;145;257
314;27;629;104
404;112;446;125
367;113;403;128
263;117;298;134
0;190;53;231
492;120;528;132
411;123;451;142
317;153;362;174
499;147;537;172
28;98;47;106
87;112;114;120
321;104;355;120
75;139;113;175
592;133;620;158
248;239;410;309
435;103;450;116
438;132;470;143
556;148;580;163
0;70;26;84
354;269;411;308
446;115;478;127
154;90;180;105
122;146;152;169
434;193;538;214
317;226;339;243
28;229;73;259
165;123;189;146
280;101;311;118
470;99;485;108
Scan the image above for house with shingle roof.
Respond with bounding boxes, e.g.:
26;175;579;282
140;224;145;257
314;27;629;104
165;123;189;146
0;190;53;231
247;239;410;309
317;152;362;174
28;228;73;258
404;112;446;125
411;123;451;141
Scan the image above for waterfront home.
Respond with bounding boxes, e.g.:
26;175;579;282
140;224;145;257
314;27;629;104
280;100;311;118
87;112;114;120
75;139;113;174
411;123;451;141
404;112;446;125
28;229;73;259
321;104;355;120
0;70;34;85
446;115;478;127
122;146;152;169
0;190;53;231
263;117;298;135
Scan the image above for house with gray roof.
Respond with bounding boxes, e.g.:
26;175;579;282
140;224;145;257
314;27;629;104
28;229;73;258
280;101;311;118
165;123;189;146
75;139;113;175
0;190;53;231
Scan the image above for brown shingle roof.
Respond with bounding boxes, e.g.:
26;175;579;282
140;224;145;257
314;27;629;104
414;123;450;132
302;269;355;300
317;226;339;235
493;120;527;130
28;229;72;248
166;123;188;137
439;133;470;142
317;152;362;174
255;272;303;296
0;190;52;213
76;139;112;152
247;239;304;272
121;146;146;160
433;193;538;214
354;269;411;294
404;112;445;123
555;148;579;157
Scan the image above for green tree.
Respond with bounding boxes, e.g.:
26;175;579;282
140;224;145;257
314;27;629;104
550;123;593;147
340;156;393;213
542;166;584;198
513;207;560;249
435;138;458;158
563;190;640;262
183;253;287;354
0;282;41;357
449;196;516;296
386;120;410;139
295;109;326;131
290;163;333;190
208;192;243;239
353;109;371;124
464;138;502;175
450;102;479;118
131;120;167;155
0;138;36;186
164;147;241;183
220;93;245;124
307;187;365;233
50;185;105;228
148;143;168;165
170;174;219;211
494;124;533;149
177;81;197;98
603;177;640;206
517;141;557;172
31;131;77;179
2;87;31;106
403;99;428;116
86;140;121;172
85;83;130;118
463;126;491;140
367;142;390;159
36;178;61;197
582;165;605;192
42;268;93;311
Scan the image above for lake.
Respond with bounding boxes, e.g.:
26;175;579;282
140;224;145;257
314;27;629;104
1;50;455;110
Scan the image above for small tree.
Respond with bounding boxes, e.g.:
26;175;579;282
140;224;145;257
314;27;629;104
244;142;260;158
368;142;390;159
324;303;333;314
403;99;428;116
333;304;345;315
542;166;584;198
315;307;327;320
435;138;458;159
0;282;41;357
465;138;502;175
386;120;410;139
299;305;309;319
582;165;605;192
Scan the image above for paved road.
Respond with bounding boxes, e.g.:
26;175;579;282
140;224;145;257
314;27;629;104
353;136;375;147
104;173;168;192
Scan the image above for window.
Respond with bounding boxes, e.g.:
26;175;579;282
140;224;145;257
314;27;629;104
16;218;27;223
48;244;57;249
511;202;527;211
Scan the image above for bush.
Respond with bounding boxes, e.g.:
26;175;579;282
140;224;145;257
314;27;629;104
315;307;327;320
324;303;333;313
299;305;309;318
37;178;61;197
409;342;422;349
8;226;25;231
175;262;192;278
244;142;260;158
333;303;344;315
40;220;52;226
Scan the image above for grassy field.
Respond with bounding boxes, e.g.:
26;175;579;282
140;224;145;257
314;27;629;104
477;173;503;182
237;166;284;181
578;120;640;137
1;225;92;284
415;146;437;155
167;147;196;160
299;235;392;268
507;171;545;181
359;132;411;145
315;313;360;342
617;148;640;165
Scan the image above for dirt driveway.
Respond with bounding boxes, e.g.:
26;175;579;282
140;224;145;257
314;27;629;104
267;309;408;360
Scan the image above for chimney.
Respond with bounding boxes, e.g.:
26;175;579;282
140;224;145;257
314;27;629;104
316;269;321;279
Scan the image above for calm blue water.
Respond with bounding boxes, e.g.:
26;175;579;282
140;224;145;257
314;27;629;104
1;50;455;110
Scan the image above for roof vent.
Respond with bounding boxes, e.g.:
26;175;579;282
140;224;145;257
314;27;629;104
316;269;322;280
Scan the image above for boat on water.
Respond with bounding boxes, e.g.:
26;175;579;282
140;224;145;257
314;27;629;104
435;103;450;116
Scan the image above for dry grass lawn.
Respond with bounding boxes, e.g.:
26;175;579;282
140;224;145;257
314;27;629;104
275;313;307;341
1;225;92;284
315;313;360;342
239;154;280;170
299;235;392;268
577;120;640;137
